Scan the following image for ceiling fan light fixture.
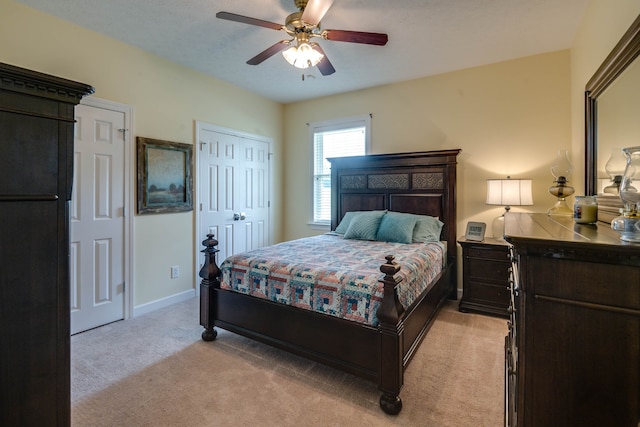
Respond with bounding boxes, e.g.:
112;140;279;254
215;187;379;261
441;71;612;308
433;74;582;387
282;42;324;69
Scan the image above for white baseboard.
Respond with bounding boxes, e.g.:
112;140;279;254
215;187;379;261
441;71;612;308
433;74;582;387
133;289;196;318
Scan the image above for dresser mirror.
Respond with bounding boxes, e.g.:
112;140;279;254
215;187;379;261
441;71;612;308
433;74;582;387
585;13;640;195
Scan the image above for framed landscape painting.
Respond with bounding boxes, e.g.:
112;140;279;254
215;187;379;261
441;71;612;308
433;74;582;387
137;137;193;214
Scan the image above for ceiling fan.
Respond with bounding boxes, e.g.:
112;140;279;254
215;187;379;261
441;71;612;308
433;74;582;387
216;0;388;76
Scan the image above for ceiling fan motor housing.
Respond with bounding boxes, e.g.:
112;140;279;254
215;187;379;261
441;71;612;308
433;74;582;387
285;12;305;31
295;0;310;11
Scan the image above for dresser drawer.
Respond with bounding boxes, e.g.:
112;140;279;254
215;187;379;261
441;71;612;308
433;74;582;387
531;257;640;310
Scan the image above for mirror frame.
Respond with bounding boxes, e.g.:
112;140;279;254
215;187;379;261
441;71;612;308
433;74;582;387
585;14;640;195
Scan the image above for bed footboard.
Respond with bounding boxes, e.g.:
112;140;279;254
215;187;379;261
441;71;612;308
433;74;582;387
197;236;443;416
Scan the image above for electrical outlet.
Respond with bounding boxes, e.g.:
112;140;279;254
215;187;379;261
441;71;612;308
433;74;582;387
171;265;179;279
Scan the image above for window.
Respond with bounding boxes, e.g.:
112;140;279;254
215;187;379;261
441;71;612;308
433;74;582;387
310;115;370;226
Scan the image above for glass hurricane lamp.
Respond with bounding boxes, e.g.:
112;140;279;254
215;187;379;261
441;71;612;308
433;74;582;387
602;147;627;194
547;149;574;216
611;146;640;242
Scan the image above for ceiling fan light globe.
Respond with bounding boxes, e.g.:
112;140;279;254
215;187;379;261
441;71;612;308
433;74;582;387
282;43;323;69
282;45;299;65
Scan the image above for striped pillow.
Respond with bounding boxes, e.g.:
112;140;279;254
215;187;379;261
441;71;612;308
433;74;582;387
343;211;386;240
334;211;358;234
412;216;444;242
376;211;418;244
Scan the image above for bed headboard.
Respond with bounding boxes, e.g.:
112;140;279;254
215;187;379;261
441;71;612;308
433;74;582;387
328;149;461;261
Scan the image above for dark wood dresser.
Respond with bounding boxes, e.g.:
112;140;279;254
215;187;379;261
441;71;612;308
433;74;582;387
0;63;93;426
504;213;639;427
458;237;510;318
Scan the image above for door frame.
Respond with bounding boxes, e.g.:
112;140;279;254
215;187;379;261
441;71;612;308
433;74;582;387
79;96;135;320
194;121;273;295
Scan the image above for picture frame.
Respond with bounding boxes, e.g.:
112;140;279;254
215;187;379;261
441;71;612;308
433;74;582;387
137;137;193;214
465;221;486;241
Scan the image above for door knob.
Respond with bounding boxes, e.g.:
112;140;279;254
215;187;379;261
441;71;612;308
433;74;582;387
233;212;246;221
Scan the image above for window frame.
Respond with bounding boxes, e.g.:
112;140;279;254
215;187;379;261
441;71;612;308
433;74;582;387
308;115;371;229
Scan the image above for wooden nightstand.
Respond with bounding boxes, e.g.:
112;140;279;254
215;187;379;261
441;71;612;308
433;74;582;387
458;237;510;318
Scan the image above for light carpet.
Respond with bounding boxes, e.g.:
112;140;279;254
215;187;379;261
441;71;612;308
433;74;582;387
71;298;506;426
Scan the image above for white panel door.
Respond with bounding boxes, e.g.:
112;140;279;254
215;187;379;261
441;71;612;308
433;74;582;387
70;104;125;334
198;124;270;264
235;135;270;252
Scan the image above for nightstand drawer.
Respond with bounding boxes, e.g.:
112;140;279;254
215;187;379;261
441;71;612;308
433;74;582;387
467;246;509;261
467;258;510;283
466;281;510;306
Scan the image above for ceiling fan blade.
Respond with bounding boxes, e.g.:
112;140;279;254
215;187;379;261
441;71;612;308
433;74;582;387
324;29;388;46
216;11;283;31
246;41;290;65
313;45;335;76
301;0;334;26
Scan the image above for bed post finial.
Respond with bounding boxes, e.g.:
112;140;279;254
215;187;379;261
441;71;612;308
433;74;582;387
377;255;405;415
200;234;221;341
199;234;221;282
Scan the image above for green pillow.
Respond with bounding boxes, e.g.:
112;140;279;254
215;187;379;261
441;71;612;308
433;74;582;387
343;211;386;240
335;210;386;234
376;211;418;244
334;211;358;234
412;215;444;242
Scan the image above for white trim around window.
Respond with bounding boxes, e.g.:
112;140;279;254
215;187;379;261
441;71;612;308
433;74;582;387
308;114;371;228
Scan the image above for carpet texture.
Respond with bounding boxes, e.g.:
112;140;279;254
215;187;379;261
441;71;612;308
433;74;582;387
71;298;506;426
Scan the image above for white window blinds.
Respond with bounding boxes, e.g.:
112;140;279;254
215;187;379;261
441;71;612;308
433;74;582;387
311;116;369;224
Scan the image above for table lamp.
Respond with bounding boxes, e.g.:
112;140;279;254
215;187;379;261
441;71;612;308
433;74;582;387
486;177;533;238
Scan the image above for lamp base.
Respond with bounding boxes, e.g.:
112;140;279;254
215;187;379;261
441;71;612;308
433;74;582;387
611;214;640;242
492;216;505;239
548;199;573;216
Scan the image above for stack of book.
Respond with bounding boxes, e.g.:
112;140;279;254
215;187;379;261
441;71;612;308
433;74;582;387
596;194;624;223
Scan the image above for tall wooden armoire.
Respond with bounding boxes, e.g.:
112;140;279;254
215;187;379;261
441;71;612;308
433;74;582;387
0;63;94;426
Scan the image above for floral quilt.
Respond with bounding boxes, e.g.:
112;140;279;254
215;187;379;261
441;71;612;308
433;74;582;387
219;233;445;326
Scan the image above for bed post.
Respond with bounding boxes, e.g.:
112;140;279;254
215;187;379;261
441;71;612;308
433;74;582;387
376;255;405;415
199;234;221;342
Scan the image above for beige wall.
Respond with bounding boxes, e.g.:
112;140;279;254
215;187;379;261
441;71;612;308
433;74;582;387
283;51;572;243
0;0;284;309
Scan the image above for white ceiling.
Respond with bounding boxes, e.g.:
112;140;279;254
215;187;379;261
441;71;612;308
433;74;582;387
16;0;590;104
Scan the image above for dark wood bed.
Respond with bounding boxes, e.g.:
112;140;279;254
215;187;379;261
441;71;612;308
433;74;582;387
199;149;460;414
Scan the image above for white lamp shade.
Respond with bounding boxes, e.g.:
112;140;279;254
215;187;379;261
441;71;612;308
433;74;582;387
486;179;533;206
